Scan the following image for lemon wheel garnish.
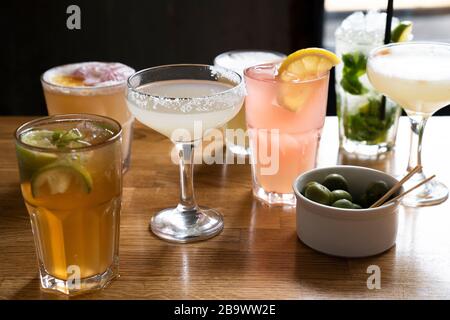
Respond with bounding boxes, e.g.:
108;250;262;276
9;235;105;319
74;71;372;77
30;162;93;198
276;48;340;112
277;48;340;82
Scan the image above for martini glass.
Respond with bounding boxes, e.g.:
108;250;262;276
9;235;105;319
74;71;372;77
127;64;244;242
367;42;450;207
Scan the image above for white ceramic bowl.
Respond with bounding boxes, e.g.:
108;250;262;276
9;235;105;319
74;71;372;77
293;165;403;258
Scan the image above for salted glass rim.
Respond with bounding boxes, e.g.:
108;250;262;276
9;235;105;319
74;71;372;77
244;61;330;84
14;113;122;153
368;41;450;59
126;64;244;101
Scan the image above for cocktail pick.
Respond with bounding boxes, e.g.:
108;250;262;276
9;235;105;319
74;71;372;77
383;175;436;206
370;164;421;208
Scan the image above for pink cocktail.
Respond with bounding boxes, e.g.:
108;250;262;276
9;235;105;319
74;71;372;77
244;62;329;206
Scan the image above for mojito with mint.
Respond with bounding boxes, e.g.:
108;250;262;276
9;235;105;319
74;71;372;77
335;11;412;156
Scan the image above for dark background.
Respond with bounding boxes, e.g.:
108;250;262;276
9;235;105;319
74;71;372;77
1;0;449;116
1;0;329;116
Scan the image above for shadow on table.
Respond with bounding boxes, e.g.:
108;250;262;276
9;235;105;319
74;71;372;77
337;148;398;175
292;239;399;298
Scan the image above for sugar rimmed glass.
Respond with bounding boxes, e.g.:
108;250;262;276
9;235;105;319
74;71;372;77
127;64;245;242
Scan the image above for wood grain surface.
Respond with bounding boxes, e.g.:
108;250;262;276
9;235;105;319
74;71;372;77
1;116;450;300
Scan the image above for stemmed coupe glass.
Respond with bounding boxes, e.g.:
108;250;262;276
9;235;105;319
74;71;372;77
367;42;450;206
127;64;245;242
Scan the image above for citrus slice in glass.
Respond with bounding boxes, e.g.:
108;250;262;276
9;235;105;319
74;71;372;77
21;129;56;148
277;48;340;82
17;130;59;180
391;21;413;43
30;162;93;198
276;48;340;112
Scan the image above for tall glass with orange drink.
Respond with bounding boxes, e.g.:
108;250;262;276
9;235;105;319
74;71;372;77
15;114;122;295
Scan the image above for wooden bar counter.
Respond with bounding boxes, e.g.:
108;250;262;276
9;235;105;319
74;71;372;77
1;116;450;299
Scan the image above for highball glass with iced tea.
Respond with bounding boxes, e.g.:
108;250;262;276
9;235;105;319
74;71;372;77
15;114;122;295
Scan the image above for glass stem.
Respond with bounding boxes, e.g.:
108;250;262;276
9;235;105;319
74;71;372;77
176;142;198;212
407;115;427;178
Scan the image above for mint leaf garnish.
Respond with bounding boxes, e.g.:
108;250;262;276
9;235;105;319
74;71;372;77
51;129;84;148
343;98;397;143
340;52;368;95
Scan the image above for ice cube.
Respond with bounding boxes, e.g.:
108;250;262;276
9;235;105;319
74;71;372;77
75;120;114;145
335;10;399;45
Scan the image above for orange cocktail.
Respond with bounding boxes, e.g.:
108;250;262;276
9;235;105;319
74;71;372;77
41;62;134;172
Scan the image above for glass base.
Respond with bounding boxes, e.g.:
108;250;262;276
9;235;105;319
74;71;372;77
39;260;119;296
252;185;296;206
226;141;250;156
150;206;224;243
341;138;393;156
401;178;449;207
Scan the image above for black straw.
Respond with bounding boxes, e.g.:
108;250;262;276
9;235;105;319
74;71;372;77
384;0;394;45
379;0;394;120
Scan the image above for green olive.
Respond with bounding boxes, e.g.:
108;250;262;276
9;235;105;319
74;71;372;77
322;173;349;191
358;193;368;208
305;183;332;205
352;203;363;209
330;189;352;203
301;181;321;195
331;199;354;209
366;180;389;206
